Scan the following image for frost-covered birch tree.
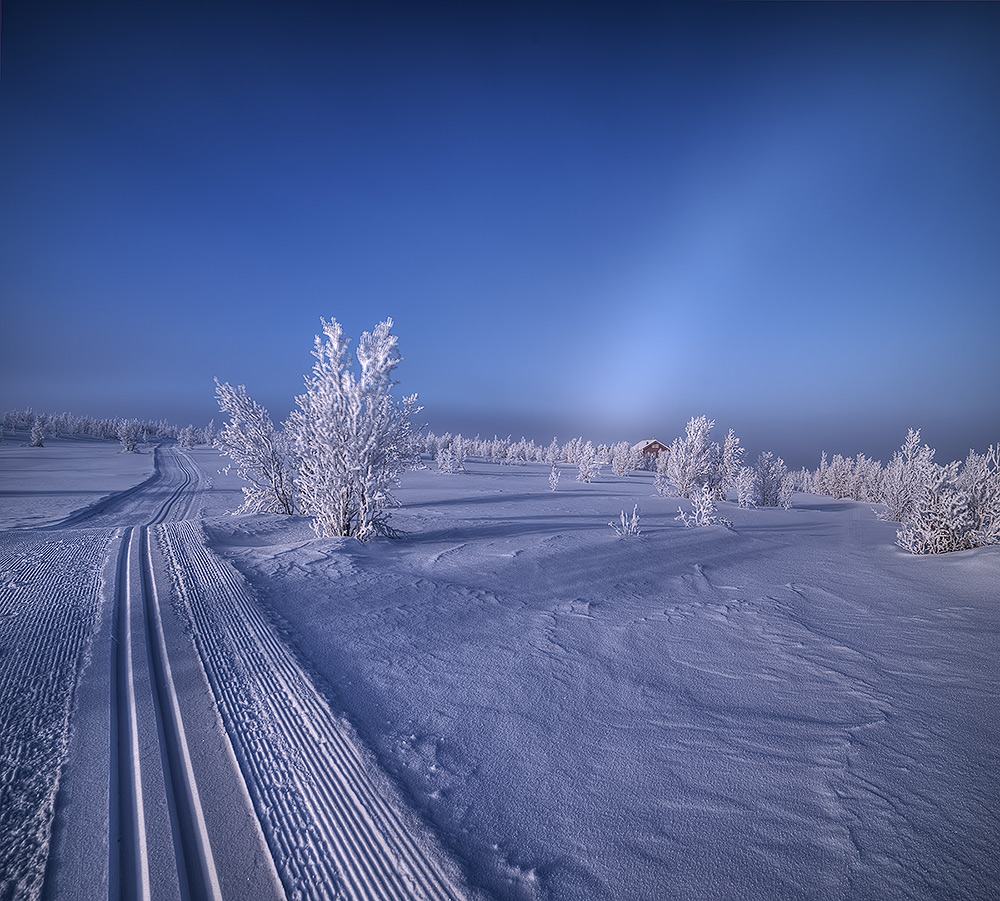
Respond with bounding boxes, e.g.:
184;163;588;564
288;317;420;540
214;379;296;515
666;415;719;498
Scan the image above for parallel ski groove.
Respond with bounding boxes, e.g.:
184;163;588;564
160;519;465;901
139;526;222;901
109;528;150;901
108;446;221;901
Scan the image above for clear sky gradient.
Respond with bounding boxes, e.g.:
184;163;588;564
2;1;998;468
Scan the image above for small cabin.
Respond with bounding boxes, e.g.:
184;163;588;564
634;439;669;459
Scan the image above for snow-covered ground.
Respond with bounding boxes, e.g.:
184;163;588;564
0;436;155;530
2;437;999;900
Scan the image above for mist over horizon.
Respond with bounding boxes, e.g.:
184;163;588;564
2;1;997;471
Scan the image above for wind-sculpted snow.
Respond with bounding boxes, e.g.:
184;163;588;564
0;528;111;901
205;461;1000;901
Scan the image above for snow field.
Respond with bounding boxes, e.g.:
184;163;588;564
0;435;156;530
0;528;112;901
2;441;998;901
203;460;1000;901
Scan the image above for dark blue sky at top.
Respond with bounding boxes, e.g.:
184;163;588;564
1;1;998;468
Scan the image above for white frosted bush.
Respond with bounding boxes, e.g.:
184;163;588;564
610;504;642;538
577;441;600;483
117;418;143;453
734;466;758;508
879;429;935;522
755;451;787;507
288;317;420;540
215;379;296;515
897;444;1000;554
666;415;719;498
676;485;731;528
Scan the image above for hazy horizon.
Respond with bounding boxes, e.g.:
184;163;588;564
2;1;998;473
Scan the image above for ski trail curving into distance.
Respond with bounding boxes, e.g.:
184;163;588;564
107;447;224;901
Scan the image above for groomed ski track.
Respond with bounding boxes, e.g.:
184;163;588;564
2;444;468;901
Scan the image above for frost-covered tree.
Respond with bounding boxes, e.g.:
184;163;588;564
545;437;561;465
437;434;467;474
897;444;1000;554
549;464;560;491
178;424;201;448
734;466;758;508
577;440;600;483
30;418;45;447
755;451;788;508
850;454;883;503
717;428;745;500
215;379;296;515
117;418;143;453
287;317;420;540
958;445;1000;543
666;415;719;498
654;451;671;497
879;429;936;522
610;441;640;478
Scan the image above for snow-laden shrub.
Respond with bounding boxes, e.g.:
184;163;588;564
676;485;731;528
755;451;788;507
610;504;641;538
780;472;796;510
654;452;671;497
215;379;296;515
549;464;560;491
117;418;143;453
610;441;641;478
437;434;467;473
879;429;936;522
734;466;758;508
849;453;883;502
178;424;203;448
959;445;1000;541
30;419;45;447
577;441;600;483
288;317;420;540
665;415;719;498
717;428;744;500
897;445;1000;554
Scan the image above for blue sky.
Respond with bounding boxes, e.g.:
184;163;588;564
2;1;998;468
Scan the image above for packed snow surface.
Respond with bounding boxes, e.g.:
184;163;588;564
1;437;998;900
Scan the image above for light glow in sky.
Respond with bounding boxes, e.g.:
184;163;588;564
1;1;997;467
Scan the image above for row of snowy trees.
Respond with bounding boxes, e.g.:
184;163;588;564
797;429;1000;554
1;409;184;450
215;317;419;540
419;415;1000;555
650;415;793;510
416;432;658;472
